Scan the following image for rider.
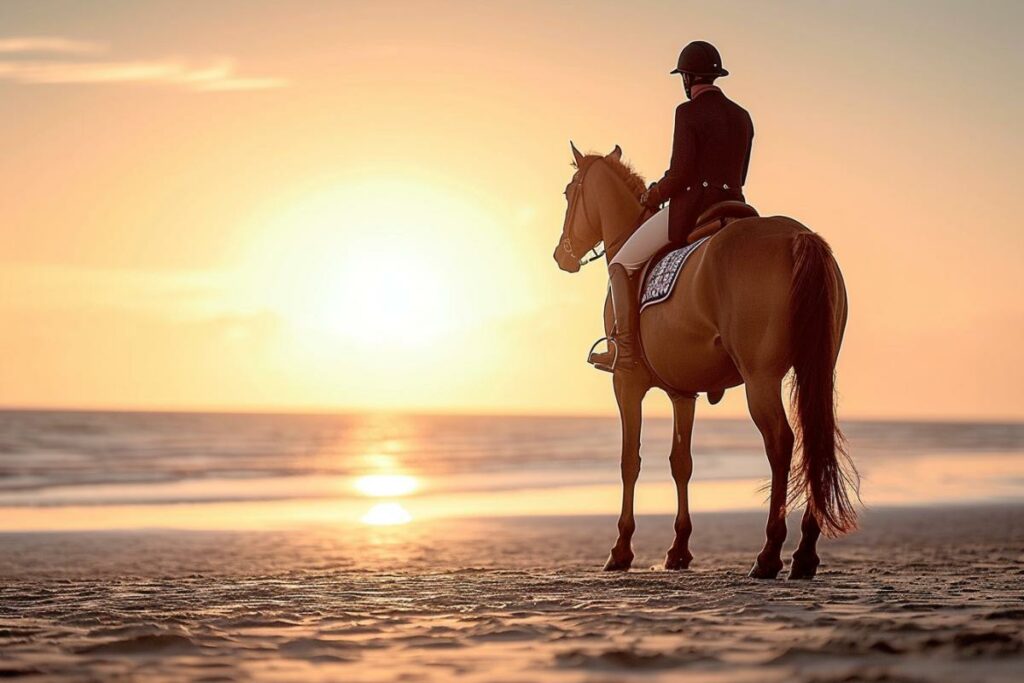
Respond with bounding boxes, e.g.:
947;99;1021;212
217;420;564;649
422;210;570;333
589;40;754;373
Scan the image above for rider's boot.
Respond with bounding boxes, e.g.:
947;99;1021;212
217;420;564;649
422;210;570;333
588;264;641;373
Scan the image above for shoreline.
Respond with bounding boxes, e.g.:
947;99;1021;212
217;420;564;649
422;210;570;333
4;502;1022;575
4;463;1024;533
3;405;1023;426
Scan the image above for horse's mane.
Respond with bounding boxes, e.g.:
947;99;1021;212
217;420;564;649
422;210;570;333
575;153;647;200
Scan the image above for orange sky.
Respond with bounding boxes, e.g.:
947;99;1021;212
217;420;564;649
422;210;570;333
0;1;1021;419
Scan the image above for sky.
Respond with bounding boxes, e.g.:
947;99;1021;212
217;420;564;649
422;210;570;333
0;0;1021;420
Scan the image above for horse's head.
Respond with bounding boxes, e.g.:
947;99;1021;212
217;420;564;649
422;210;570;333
553;142;624;273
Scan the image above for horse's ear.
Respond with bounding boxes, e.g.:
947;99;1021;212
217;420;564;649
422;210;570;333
608;145;622;162
570;140;584;166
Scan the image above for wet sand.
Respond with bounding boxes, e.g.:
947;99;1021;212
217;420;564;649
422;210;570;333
2;505;1023;682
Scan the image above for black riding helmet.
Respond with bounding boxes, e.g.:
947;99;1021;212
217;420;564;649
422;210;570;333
670;40;729;78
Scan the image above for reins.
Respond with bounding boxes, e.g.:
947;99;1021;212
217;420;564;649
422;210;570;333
578;245;606;266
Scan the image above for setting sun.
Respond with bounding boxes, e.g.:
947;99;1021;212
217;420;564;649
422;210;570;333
236;180;464;345
217;176;534;370
334;248;448;345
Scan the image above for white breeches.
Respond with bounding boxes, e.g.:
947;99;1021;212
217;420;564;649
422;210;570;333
609;207;670;272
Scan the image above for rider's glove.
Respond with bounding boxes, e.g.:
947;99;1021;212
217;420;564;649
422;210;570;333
641;183;661;210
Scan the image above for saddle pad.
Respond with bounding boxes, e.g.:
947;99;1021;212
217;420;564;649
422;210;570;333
640;236;710;311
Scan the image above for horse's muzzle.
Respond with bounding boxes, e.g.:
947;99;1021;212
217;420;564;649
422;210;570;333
553;245;580;273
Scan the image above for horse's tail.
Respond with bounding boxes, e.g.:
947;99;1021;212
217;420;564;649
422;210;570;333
789;231;858;537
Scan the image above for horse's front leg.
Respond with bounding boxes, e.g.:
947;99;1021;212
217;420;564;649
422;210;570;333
664;394;696;570
604;376;646;571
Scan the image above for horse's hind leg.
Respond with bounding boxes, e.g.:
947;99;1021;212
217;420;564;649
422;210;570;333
745;378;794;579
664;394;696;570
789;508;821;580
604;377;646;571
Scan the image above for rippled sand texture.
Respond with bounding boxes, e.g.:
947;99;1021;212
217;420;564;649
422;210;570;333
2;507;1023;682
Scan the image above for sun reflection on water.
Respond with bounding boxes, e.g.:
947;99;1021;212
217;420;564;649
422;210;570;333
353;466;418;525
354;474;418;497
361;502;413;526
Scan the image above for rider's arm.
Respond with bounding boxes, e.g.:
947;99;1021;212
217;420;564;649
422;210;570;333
648;103;696;206
741;116;754;186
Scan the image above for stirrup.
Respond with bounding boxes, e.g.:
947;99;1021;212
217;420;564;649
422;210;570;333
587;336;618;372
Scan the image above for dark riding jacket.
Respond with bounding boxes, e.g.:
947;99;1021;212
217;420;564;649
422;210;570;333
649;88;754;243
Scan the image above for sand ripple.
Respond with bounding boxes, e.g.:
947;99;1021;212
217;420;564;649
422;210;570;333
1;508;1023;682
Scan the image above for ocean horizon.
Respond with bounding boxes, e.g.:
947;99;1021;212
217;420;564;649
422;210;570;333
3;409;1022;533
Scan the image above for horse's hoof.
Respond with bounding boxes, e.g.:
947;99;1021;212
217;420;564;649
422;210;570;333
788;556;819;581
603;550;634;571
748;558;783;580
663;548;693;570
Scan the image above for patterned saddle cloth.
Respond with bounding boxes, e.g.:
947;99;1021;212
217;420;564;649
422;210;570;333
640;236;710;311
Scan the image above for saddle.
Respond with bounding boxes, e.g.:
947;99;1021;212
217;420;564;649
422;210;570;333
687;200;759;244
638;200;759;309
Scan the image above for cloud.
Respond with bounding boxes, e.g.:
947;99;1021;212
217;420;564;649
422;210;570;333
0;35;285;91
0;36;106;54
0;58;286;91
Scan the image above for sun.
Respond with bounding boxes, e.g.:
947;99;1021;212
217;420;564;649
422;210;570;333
323;243;450;346
229;174;535;388
239;178;486;352
261;231;453;349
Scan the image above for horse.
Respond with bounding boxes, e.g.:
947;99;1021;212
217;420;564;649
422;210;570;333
553;143;857;579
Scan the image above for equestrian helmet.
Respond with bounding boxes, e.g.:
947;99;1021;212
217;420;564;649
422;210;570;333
670;41;729;78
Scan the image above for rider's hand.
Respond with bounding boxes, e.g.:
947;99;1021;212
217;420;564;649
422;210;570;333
641;184;661;210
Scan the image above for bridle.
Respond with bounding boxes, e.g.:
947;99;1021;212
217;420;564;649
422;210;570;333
559;160;605;267
560;158;651;268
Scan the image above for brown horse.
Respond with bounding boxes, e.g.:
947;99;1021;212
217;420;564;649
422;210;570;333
553;144;857;579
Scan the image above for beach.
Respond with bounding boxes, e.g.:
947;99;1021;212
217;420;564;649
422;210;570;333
2;506;1024;682
3;1;1021;679
1;411;1023;681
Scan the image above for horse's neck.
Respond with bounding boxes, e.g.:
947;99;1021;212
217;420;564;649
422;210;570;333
593;174;644;261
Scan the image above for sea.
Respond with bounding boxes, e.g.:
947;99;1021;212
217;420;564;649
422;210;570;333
1;410;1022;532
